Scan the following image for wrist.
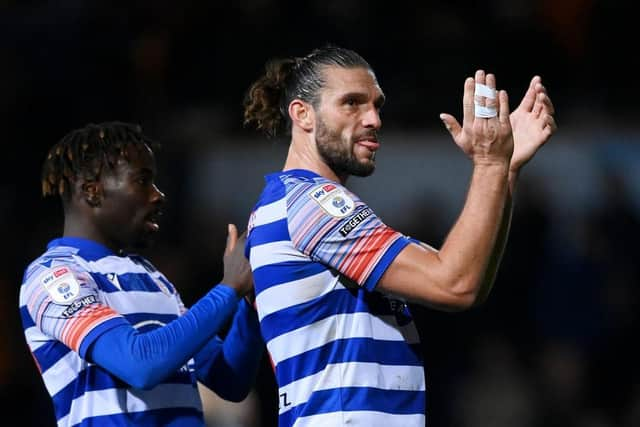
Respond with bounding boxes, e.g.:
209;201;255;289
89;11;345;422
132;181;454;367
472;160;510;175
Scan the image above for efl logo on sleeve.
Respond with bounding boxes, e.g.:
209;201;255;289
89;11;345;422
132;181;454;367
308;183;355;218
40;266;81;304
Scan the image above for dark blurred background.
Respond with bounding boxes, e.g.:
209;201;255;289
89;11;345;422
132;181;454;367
2;1;639;426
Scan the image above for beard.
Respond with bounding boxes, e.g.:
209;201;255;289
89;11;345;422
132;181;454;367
316;116;376;178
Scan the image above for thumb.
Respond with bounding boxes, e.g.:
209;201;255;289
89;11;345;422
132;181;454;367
224;223;239;256
439;113;461;139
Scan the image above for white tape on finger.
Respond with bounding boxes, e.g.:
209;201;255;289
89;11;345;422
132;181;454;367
475;83;496;99
475;105;497;118
474;83;497;118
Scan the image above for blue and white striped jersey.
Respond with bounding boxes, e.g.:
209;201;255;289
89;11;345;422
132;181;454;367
246;169;426;427
19;237;205;427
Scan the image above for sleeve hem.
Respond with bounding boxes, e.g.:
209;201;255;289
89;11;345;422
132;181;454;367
363;236;412;291
78;317;130;358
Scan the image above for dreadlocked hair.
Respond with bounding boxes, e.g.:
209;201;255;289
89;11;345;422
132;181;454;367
243;45;372;138
41;121;158;200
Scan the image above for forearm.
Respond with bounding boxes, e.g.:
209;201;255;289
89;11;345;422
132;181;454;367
437;163;510;304
195;299;263;402
473;169;518;304
87;285;240;390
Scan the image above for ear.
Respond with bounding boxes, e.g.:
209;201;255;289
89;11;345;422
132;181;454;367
81;179;102;207
288;99;315;132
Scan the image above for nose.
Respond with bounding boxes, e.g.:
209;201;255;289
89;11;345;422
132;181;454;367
151;184;166;204
362;105;382;130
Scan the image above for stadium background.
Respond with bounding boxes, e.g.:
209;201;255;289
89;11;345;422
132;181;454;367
1;1;638;426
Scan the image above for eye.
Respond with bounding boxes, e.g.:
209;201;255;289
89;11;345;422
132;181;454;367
136;176;151;185
344;97;357;107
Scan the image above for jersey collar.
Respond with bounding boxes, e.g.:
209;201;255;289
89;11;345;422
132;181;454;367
47;237;117;261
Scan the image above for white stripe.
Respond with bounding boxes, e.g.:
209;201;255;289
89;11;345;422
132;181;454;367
253;197;287;226
101;290;180;316
250;241;310;270
59;383;202;427
42;350;86;397
279;362;425;415
23;325;51;352
267;312;420;365
84;255;170;279
255;270;343;321
294;410;425;427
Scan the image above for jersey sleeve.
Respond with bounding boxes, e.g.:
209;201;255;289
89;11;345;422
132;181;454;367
288;181;411;291
22;260;128;357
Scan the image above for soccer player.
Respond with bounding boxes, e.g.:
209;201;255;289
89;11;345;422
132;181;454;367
19;122;264;426
243;45;556;426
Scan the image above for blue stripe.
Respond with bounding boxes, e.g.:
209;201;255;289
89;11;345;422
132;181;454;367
54;364;197;421
259;177;286;204
276;337;423;386
253;261;328;294
19;304;35;328
92;272;170;294
279;387;425;427
261;287;408;342
32;341;72;373
260;288;355;342
250;218;290;246
363;236;411;291
157;275;176;294
71;406;204;427
246;181;286;259
118;273;162;292
52;365;125;419
92;273;119;292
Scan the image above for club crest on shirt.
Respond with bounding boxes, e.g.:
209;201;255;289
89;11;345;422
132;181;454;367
40;266;81;304
308;183;355;218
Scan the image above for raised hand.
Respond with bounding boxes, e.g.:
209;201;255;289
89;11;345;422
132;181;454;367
440;70;513;167
509;76;557;172
221;224;254;297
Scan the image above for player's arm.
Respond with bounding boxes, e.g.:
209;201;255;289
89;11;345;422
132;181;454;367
86;284;241;389
378;161;509;311
378;71;513;311
382;73;557;310
466;75;556;304
87;224;254;390
194;298;263;402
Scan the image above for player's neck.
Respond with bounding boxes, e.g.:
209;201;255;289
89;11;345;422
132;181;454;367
283;133;347;184
62;213;119;254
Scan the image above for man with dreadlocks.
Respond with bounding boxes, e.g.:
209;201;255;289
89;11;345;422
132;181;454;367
243;45;556;426
19;121;264;426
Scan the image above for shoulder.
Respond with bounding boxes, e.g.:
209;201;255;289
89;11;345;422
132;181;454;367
21;252;92;306
23;248;85;286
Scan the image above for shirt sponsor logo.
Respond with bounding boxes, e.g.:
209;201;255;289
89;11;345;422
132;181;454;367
40;267;81;304
309;184;355;218
339;207;373;236
54;267;69;278
61;295;98;318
